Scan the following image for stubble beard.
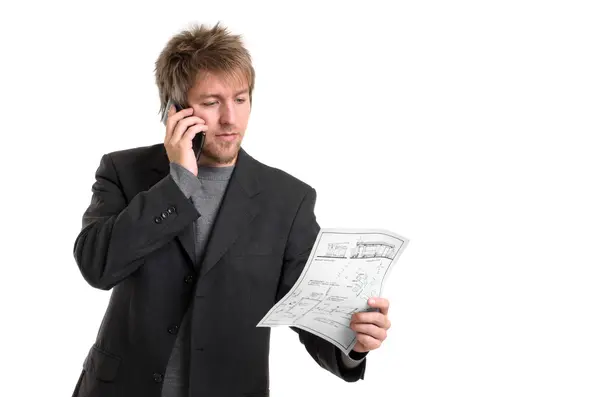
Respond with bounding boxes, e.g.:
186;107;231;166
201;138;241;165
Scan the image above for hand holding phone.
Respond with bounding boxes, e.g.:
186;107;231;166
162;99;207;176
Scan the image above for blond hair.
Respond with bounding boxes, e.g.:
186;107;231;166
154;22;255;120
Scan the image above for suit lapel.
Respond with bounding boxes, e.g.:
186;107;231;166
199;148;261;278
176;215;196;268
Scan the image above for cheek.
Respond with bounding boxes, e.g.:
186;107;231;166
202;113;219;126
192;107;217;123
237;111;251;128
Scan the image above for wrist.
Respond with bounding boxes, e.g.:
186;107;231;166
349;349;368;360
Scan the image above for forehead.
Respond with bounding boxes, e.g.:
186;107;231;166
190;70;249;96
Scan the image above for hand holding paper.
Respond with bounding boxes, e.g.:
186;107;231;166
349;297;391;353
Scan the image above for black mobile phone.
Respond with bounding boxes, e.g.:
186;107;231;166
163;99;205;161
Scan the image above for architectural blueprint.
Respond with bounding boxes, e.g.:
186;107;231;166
256;228;409;355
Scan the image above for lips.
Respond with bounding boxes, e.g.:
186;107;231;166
215;133;238;141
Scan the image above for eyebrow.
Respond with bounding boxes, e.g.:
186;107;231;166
197;89;249;99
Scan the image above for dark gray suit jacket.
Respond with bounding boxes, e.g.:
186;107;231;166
71;144;366;397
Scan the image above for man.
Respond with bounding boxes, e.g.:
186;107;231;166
71;22;392;397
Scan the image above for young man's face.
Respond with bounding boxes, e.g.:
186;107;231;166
186;70;251;166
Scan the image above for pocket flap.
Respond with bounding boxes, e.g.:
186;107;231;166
83;345;122;382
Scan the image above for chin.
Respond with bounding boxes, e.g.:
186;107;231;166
202;142;241;165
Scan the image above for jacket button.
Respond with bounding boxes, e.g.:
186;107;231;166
161;211;168;219
167;206;175;214
168;325;179;334
153;372;163;383
154;217;162;224
184;275;194;284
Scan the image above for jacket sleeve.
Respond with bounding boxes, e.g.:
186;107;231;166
275;187;367;382
73;153;200;290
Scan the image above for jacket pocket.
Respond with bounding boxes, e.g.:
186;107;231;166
83;344;122;382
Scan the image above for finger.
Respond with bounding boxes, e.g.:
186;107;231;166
166;108;195;140
350;323;387;341
368;297;390;316
181;124;208;146
355;333;382;351
170;116;206;145
352;311;386;326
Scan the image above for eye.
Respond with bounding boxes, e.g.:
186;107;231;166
203;101;217;106
236;98;247;104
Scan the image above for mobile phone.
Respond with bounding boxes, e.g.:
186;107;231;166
162;98;205;161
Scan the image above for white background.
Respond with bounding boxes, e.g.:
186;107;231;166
1;1;599;396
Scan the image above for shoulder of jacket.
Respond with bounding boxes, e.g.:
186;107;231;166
101;143;163;169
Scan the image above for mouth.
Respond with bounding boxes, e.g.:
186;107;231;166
215;133;239;142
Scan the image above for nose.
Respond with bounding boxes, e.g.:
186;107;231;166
219;101;236;126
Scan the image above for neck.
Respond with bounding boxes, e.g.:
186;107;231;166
198;153;238;167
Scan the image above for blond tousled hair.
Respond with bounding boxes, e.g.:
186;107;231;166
154;22;255;120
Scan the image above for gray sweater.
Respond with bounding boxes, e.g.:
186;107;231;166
161;162;363;396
